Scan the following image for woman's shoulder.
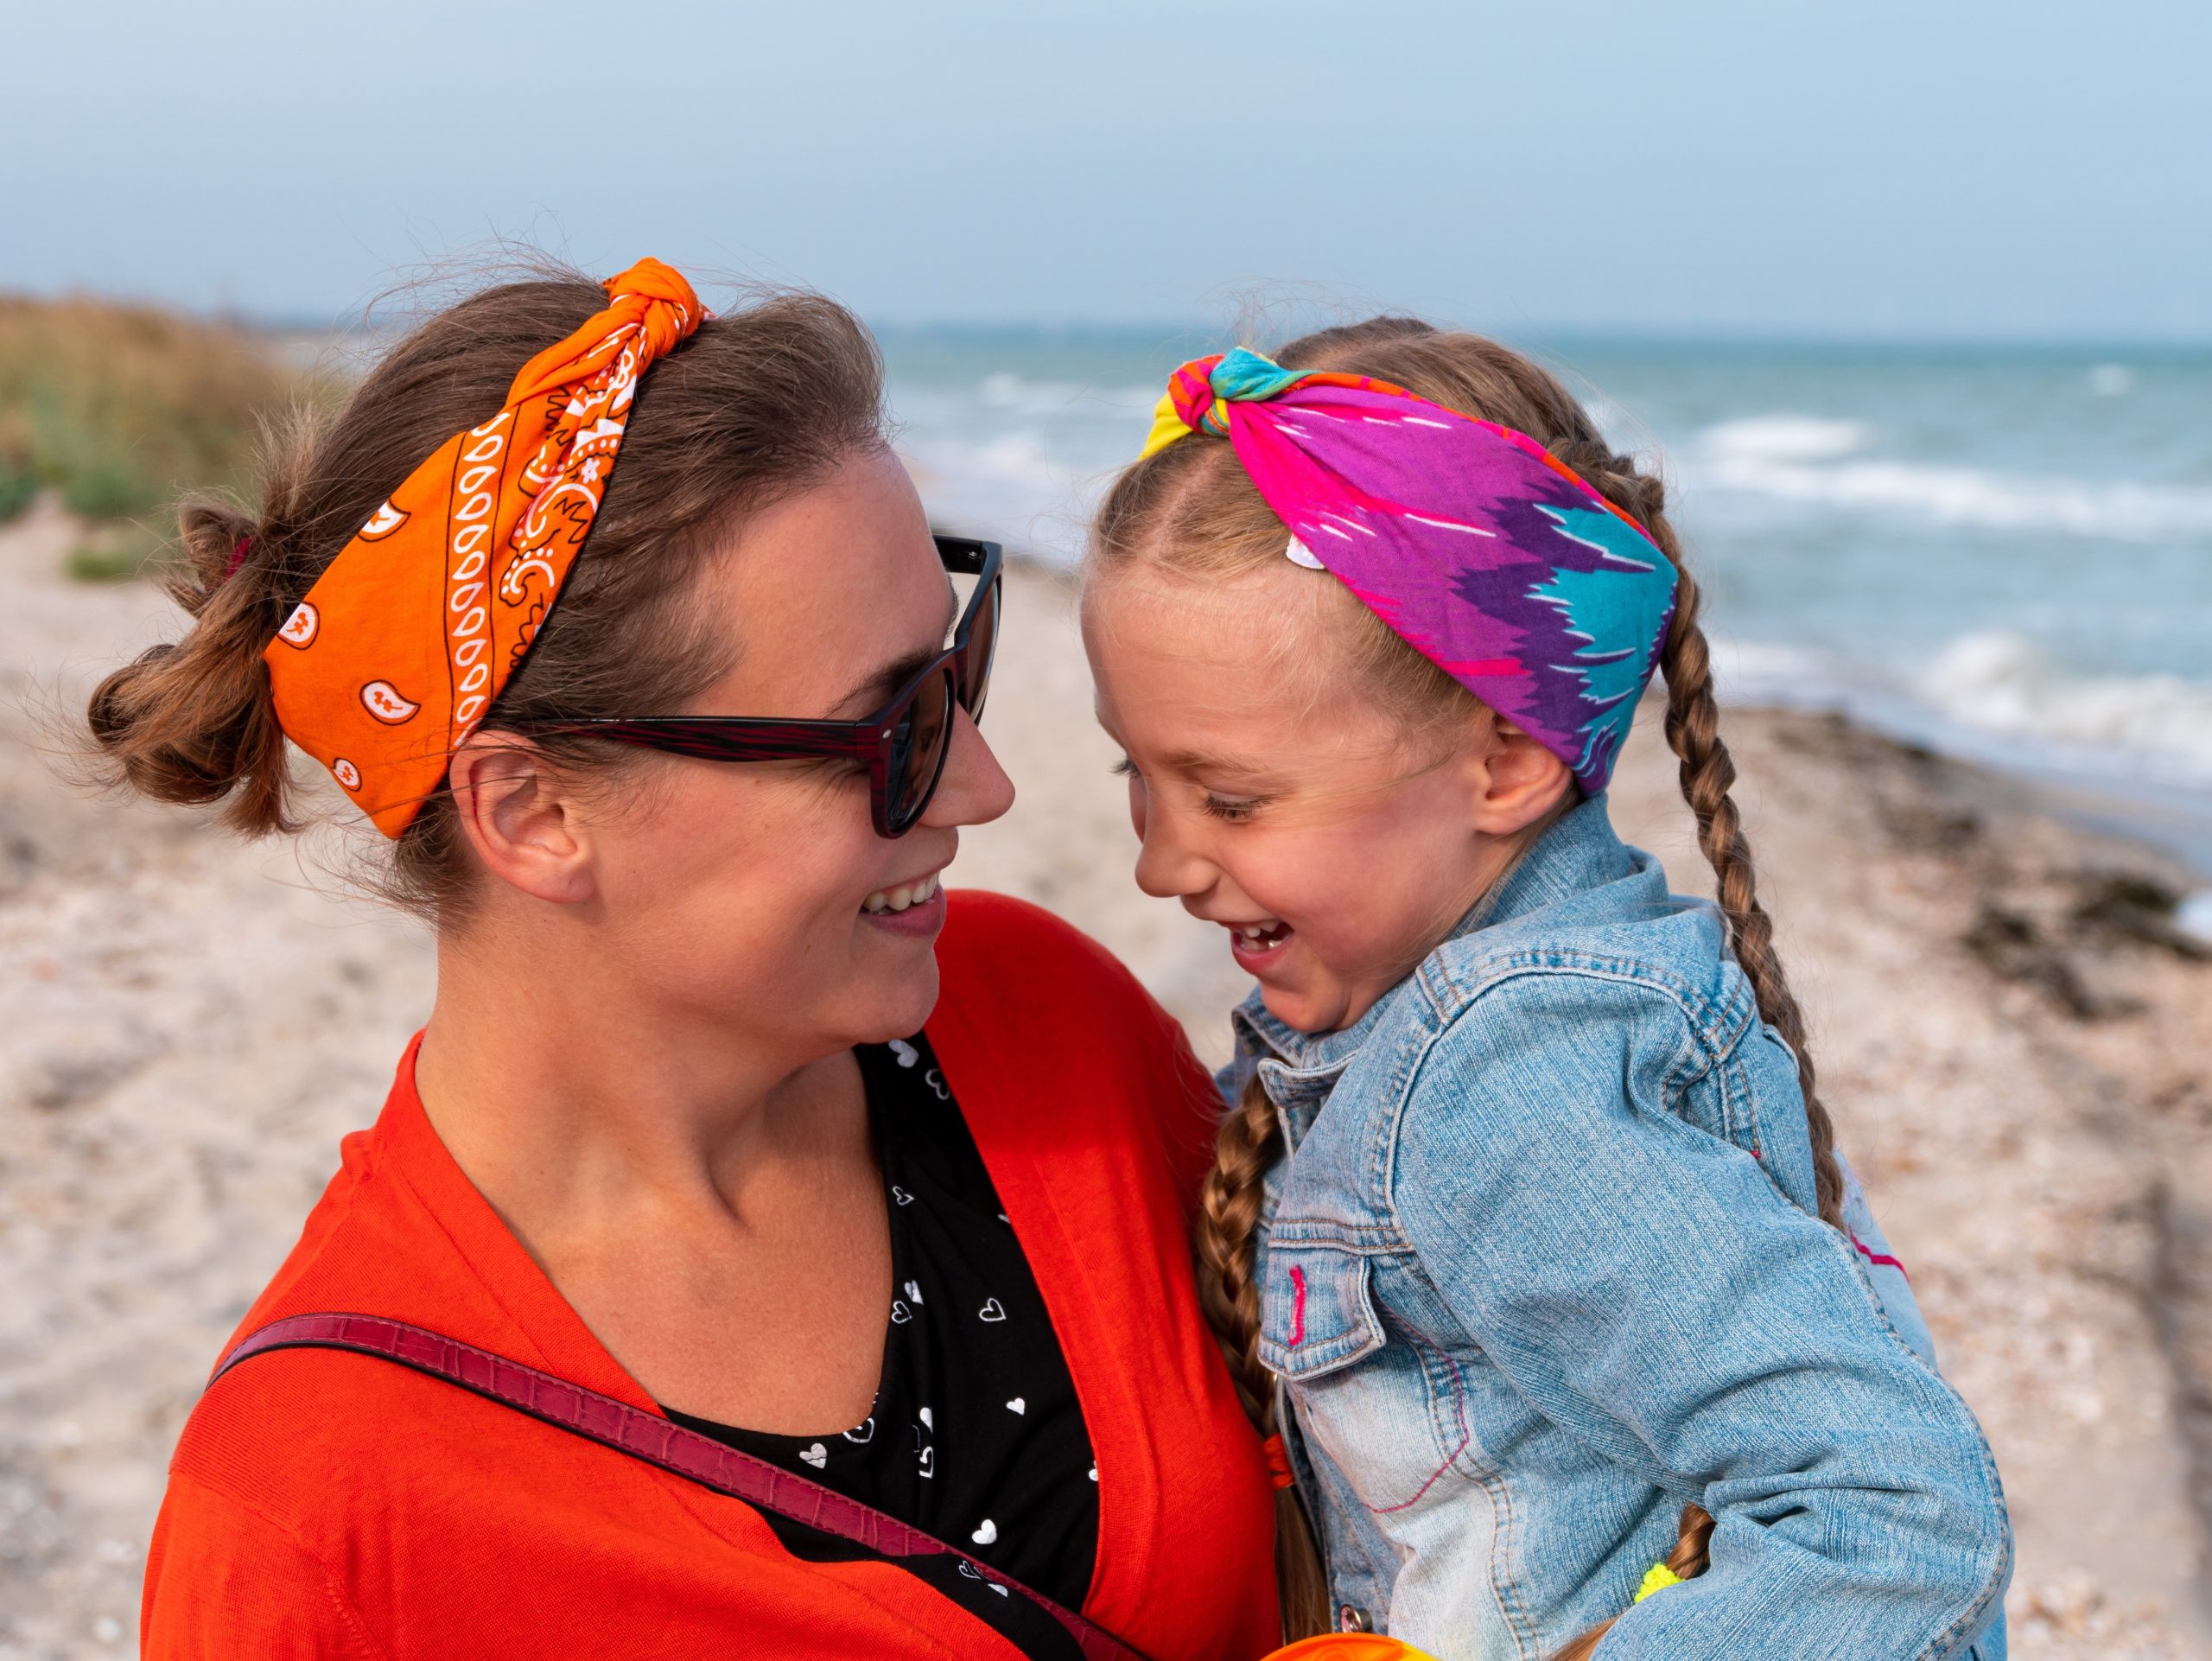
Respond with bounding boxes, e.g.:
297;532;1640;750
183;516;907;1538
933;889;1217;1193
936;888;1197;1078
938;888;1152;1007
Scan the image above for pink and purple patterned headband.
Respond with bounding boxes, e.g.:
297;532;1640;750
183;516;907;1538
1139;347;1678;795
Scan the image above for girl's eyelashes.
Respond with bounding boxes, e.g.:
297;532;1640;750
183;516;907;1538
1112;754;1264;820
1200;792;1265;823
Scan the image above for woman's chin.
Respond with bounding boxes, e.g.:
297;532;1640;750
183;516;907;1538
841;955;943;1047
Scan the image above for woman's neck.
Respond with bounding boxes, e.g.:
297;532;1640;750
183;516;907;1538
411;916;865;1254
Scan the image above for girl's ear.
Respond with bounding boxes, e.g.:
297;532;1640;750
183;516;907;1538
1469;718;1575;837
446;734;597;906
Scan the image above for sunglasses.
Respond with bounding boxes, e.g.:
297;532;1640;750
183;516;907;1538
518;535;1001;838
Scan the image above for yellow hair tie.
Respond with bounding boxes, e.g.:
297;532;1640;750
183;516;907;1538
1634;1562;1684;1604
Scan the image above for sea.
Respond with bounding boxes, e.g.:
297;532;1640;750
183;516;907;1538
878;327;2212;913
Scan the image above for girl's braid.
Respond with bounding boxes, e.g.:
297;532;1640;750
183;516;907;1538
1194;1070;1332;1639
1549;1502;1719;1661
1554;438;1847;1231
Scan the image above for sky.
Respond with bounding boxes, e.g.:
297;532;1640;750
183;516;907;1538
5;0;2208;342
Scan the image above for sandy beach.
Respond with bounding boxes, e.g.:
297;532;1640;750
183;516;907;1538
3;500;2210;1658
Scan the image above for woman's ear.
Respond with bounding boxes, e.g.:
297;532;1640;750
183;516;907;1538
1468;718;1575;837
447;734;597;906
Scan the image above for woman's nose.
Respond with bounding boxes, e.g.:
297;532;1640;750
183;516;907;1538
920;705;1015;830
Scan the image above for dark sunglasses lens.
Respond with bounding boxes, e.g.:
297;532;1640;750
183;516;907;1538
960;576;999;722
887;666;957;833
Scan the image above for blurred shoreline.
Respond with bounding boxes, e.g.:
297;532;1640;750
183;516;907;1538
4;522;2212;1658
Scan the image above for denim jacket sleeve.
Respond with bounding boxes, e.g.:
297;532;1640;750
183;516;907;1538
1389;969;2012;1659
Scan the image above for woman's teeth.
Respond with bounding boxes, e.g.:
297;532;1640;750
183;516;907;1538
862;871;941;914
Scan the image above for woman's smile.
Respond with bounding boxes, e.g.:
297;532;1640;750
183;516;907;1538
860;869;947;938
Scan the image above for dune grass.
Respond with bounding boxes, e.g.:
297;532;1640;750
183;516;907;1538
0;296;323;578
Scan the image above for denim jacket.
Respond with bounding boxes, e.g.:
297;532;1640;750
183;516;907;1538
1227;798;2012;1659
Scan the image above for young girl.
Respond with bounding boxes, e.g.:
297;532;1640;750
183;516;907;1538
1082;323;2011;1659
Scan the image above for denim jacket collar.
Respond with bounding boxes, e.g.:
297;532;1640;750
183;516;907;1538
1230;794;1630;1147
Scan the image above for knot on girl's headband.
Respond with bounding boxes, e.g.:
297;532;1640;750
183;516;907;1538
1130;346;1681;796
1141;347;1312;458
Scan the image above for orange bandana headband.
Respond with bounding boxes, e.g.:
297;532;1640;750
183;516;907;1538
263;258;703;837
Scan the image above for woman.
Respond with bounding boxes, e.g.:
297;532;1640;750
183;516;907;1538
92;260;1281;1658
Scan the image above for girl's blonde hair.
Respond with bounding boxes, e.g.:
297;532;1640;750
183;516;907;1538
1088;318;1844;1648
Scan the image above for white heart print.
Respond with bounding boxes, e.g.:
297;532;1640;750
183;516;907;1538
971;1518;998;1546
919;1407;934;1430
904;1280;924;1305
891;1300;912;1325
800;1443;827;1469
892;1186;914;1206
978;1298;1007;1322
918;1446;935;1479
1006;1397;1026;1415
843;1417;874;1444
889;1039;920;1068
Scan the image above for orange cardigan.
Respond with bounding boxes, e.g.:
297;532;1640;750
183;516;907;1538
142;893;1281;1659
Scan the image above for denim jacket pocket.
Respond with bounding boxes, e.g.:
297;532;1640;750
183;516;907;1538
1259;1240;1387;1380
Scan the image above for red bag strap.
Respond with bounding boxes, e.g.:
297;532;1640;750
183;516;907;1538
213;1312;1150;1661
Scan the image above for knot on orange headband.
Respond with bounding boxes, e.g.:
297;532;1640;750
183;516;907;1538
263;258;702;837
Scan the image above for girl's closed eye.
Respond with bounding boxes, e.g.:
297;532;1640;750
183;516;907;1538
1113;754;1265;820
1199;791;1265;822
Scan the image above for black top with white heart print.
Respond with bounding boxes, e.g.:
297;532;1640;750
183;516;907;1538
666;1033;1100;1647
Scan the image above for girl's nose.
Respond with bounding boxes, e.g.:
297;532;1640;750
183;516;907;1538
1131;808;1212;901
919;706;1014;830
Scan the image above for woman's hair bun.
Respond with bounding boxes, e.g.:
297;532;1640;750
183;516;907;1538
84;492;296;832
172;498;261;614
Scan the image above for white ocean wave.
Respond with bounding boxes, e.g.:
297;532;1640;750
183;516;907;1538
1701;414;1876;464
1716;630;2212;787
1688;414;2212;542
1916;633;2212;778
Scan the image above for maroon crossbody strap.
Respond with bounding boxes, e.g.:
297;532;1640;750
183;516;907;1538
213;1312;1149;1661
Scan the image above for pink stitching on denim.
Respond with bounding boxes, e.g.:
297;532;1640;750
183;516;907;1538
1368;1321;1472;1516
1287;1265;1308;1347
1852;1231;1911;1282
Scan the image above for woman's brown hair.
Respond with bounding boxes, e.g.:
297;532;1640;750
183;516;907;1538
1090;318;1842;1647
84;260;888;918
